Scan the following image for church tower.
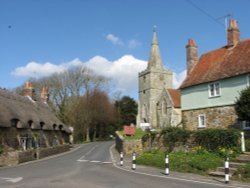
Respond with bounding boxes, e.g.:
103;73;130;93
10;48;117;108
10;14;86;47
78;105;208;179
138;29;173;128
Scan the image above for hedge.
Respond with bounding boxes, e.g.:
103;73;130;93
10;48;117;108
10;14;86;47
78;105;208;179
194;128;240;152
143;128;242;153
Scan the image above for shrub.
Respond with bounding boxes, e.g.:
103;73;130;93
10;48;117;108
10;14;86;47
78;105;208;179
235;87;250;121
194;128;240;152
246;139;250;152
161;127;191;152
234;163;250;182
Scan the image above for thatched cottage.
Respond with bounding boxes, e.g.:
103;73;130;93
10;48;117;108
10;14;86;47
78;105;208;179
0;82;71;152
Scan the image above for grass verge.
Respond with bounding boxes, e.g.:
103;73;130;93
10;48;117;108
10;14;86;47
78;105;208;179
118;128;146;140
137;150;224;176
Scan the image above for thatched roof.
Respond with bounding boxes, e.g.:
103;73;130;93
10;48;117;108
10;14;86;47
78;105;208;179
0;89;71;134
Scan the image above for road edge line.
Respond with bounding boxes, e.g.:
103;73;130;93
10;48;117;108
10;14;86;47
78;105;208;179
108;144;248;188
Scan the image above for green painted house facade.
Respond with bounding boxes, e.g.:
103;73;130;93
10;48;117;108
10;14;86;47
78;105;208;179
180;19;250;130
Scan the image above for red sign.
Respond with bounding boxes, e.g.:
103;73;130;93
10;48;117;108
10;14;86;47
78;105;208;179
123;126;135;136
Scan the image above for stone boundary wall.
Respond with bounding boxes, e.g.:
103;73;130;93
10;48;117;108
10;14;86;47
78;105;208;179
18;150;37;163
0;144;70;167
115;131;143;156
183;105;237;130
37;144;70;159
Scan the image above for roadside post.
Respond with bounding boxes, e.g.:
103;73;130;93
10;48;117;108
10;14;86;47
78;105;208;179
132;151;136;170
225;157;229;184
165;153;169;175
241;132;246;152
120;152;123;166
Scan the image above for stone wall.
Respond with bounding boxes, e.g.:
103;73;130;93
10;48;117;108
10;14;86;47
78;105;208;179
0;144;70;167
182;105;237;130
0;151;18;166
37;144;70;159
115;132;143;156
0;127;19;149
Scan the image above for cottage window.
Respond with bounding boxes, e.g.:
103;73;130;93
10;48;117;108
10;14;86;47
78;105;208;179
208;82;220;97
198;114;206;128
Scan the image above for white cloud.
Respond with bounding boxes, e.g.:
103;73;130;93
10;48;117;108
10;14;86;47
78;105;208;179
173;70;186;89
12;55;147;97
85;55;147;92
11;62;66;77
128;39;141;49
106;34;123;46
12;55;186;97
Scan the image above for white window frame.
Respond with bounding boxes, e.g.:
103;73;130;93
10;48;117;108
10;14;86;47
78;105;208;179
208;82;221;97
198;114;206;128
242;121;250;130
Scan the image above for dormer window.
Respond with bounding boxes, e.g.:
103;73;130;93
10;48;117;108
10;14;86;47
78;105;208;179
40;122;45;130
53;124;57;130
28;120;33;129
208;82;221;97
11;119;19;127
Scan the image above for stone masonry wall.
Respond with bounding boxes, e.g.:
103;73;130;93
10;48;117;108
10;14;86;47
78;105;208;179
37;144;70;159
0;144;70;167
0;151;18;166
183;105;237;130
115;132;143;156
0;127;19;149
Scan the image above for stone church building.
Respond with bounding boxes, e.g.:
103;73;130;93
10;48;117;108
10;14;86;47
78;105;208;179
137;30;182;129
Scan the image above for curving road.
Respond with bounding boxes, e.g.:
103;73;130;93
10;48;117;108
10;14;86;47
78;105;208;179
0;141;248;188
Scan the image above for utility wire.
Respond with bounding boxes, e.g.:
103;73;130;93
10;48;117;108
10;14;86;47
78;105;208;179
186;0;224;27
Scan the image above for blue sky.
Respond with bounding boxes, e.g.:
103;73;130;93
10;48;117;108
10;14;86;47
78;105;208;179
0;0;250;99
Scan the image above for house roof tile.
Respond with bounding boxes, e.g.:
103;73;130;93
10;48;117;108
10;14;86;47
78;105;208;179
167;89;181;108
180;38;250;89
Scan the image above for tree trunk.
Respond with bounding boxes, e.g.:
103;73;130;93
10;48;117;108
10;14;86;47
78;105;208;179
86;126;90;142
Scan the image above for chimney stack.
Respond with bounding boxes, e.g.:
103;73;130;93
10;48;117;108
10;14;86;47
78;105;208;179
186;39;198;75
24;81;35;100
40;86;49;104
227;19;240;47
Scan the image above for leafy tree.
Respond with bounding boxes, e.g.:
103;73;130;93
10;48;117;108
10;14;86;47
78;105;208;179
115;96;137;129
15;66;111;143
235;87;250;121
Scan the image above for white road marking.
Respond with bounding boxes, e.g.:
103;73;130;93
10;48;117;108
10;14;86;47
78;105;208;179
77;159;89;162
77;159;112;164
0;177;23;183
90;160;101;163
102;162;113;164
108;144;249;188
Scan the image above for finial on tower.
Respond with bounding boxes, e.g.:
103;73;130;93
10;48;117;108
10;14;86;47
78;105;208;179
153;25;157;32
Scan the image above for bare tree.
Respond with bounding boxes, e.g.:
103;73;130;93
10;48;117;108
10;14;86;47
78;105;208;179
15;65;110;143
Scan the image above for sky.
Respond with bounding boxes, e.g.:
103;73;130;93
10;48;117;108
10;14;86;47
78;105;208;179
0;0;250;100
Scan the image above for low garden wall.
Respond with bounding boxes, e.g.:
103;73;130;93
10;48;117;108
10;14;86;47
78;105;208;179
115;131;143;156
116;128;245;155
0;144;70;167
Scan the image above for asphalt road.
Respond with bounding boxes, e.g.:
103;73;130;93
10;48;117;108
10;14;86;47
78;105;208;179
0;141;249;188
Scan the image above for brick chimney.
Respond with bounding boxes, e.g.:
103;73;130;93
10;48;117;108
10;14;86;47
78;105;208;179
40;86;49;104
186;39;198;75
227;19;240;47
24;81;35;100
